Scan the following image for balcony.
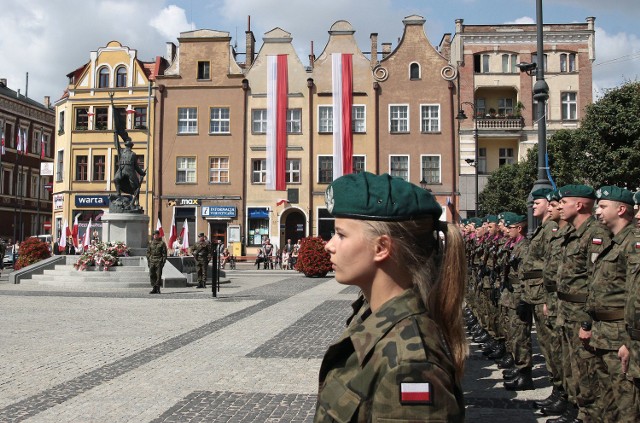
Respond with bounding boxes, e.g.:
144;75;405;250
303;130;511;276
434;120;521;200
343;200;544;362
477;116;524;130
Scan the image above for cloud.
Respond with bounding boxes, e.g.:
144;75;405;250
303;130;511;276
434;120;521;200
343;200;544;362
505;17;535;25
149;5;193;41
592;26;640;96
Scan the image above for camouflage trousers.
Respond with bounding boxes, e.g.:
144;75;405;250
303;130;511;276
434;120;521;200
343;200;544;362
593;348;638;423
196;260;208;284
494;305;509;343
561;321;602;421
149;262;164;288
509;307;532;370
542;310;564;390
532;303;558;385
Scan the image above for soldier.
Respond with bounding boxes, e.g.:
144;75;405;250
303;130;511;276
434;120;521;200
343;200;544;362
146;230;167;294
552;184;611;423
315;172;465;422
622;190;640;420
0;238;5;272
581;186;637;422
191;233;211;289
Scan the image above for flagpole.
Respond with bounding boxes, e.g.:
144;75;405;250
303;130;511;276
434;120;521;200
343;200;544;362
36;126;43;235
12;123;20;244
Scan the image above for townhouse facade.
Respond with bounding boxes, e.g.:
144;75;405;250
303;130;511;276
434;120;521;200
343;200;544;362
449;17;595;216
0;79;55;243
52;41;159;244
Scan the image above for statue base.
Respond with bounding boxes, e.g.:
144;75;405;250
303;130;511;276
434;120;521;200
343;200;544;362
109;195;143;214
101;212;150;251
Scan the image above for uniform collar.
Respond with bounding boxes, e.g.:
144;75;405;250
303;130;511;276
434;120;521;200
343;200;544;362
612;222;634;245
348;288;426;366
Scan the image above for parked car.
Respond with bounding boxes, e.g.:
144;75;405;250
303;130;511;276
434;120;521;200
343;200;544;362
3;252;16;267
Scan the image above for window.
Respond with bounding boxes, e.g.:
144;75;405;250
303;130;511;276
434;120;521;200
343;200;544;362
252;109;267;134
95;107;108;130
178;107;198;134
134;107;147;129
477;148;487;174
352;105;365;133
209;107;230;134
410;63;420;80
420;105;440;133
98;67;109;88
353;155;365;174
497;98;514;116
209;157;229;183
41;134;50;157
56;150;64;182
30;175;38;199
501;54;518;73
317;208;335;241
115;67;127;87
248;207;270;245
93;155;106;181
389;155;409;180
561;92;577;120
319;106;333;133
252;159;267;184
58;111;65;134
421;155;441;184
285;159;301;183
389;105;409;133
75;108;88;130
32;131;39;154
176;157;196;183
560;53;576;72
287;109;302;134
76;155;88;181
197;61;210;80
476;99;486;117
17;171;26;196
499;148;515;166
474;54;490;73
318;156;333;184
2;168;12;195
532;54;548;72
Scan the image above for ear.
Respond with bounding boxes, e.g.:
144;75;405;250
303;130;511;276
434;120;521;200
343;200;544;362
373;234;392;262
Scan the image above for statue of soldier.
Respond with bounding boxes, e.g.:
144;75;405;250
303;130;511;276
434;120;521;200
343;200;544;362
191;233;211;289
114;137;146;206
146;230;167;294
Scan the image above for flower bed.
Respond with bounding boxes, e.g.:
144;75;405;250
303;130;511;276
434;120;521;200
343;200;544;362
13;237;51;270
74;241;131;271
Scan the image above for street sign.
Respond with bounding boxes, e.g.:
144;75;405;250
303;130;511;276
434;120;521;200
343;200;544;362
44;182;53;191
43;221;52;230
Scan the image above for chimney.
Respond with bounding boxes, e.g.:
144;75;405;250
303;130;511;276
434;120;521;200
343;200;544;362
165;42;176;62
245;15;255;67
381;42;392;59
44;96;51;108
370;33;379;67
308;41;315;69
0;78;6;87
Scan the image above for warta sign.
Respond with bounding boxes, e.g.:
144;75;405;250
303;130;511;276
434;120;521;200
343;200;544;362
75;195;110;207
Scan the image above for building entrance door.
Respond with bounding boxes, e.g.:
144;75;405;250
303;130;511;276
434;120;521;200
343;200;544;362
283;210;306;246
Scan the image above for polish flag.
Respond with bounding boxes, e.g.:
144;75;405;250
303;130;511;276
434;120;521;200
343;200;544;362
180;218;189;253
1;129;5;155
40;132;45;159
59;220;68;252
266;54;288;191
276;198;289;206
156;217;164;238
83;219;93;248
16;128;23;154
331;53;353;180
71;213;80;247
168;208;177;248
400;382;432;404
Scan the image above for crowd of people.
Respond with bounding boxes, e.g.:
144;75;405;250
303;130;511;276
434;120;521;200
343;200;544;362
254;237;301;270
463;184;640;422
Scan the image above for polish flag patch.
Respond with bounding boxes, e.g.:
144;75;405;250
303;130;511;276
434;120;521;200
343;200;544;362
400;382;432;405
592;238;602;245
636;242;640;249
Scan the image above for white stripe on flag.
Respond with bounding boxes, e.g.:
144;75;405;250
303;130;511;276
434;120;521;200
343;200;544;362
332;53;344;180
266;55;278;190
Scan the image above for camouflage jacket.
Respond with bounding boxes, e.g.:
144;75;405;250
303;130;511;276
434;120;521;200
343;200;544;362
587;223;636;350
314;289;464;423
542;223;570;314
556;216;611;323
500;236;529;309
191;240;211;262
520;219;557;304
624;229;640;379
146;239;167;264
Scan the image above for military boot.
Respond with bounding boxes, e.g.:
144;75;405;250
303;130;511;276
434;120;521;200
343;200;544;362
502;367;520;379
534;386;560;408
504;368;534;391
487;341;506;360
497;353;515;369
149;286;157;294
481;338;499;355
545;403;576;422
474;331;491;344
540;394;569;416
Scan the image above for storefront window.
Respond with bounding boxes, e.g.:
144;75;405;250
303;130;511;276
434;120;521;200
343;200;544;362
248;207;269;246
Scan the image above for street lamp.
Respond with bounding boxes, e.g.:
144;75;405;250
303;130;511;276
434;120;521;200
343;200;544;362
457;102;479;216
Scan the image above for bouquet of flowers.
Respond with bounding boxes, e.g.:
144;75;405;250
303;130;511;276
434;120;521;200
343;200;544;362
74;241;130;271
294;237;332;278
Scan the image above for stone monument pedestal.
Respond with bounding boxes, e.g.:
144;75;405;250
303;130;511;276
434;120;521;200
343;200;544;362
101;212;150;256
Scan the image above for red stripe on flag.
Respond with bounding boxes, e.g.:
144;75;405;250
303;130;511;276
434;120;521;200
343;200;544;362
400;391;431;402
400;382;432;404
341;54;353;175
275;54;288;191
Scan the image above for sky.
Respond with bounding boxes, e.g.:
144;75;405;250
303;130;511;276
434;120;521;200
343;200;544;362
1;0;638;106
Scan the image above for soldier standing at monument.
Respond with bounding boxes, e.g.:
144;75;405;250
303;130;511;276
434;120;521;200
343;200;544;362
191;233;211;289
146;230;167;295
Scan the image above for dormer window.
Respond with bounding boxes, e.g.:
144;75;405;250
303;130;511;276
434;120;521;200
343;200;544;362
410;63;420;80
98;67;110;88
115;66;127;87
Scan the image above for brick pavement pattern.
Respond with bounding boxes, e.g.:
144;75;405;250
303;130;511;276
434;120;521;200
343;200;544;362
0;270;552;422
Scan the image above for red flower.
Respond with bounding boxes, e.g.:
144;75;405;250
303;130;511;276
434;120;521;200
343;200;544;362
294;237;332;277
14;238;52;270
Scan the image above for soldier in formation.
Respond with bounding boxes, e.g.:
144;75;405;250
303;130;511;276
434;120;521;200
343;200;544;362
146;230;167;294
191;232;211;289
463;184;640;423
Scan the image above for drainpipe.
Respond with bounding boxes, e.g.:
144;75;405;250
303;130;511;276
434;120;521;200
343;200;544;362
448;80;458;222
373;81;380;174
307;78;314;237
242;79;249;246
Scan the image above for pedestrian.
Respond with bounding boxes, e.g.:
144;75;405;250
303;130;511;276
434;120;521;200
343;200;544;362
262;238;274;270
146;230;167;294
0;238;5;272
190;233;210;288
314;172;465;422
172;237;182;256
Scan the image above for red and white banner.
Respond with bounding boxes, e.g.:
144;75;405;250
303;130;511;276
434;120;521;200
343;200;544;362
1;129;5;155
266;54;288;191
59;220;68;252
168;208;177;248
40;133;45;159
16;128;23;154
156;217;164;238
180;218;189;253
83;219;93;248
72;213;79;247
332;53;353;180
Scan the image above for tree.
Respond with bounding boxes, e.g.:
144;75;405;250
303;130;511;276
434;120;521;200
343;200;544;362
478;152;535;215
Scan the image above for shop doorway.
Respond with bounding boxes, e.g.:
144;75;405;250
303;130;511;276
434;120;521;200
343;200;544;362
282;209;306;248
208;221;227;247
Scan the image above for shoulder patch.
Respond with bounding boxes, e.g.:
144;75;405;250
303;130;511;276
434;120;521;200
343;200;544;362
552;228;558;232
400;382;433;405
636;242;640;249
592;238;602;245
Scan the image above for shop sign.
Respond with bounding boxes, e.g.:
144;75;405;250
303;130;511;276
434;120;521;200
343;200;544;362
75;195;110;207
168;198;200;206
248;207;269;219
53;194;64;210
201;206;237;218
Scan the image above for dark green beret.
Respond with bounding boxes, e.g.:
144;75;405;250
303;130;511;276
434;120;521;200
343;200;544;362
486;214;498;223
153;230;160;235
325;172;442;221
596;185;634;205
546;189;560;202
634;191;640;206
532;188;553;200
198;232;205;237
505;214;527;226
558;184;596;200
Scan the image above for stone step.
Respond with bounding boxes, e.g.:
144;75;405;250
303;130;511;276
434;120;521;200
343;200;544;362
43;268;147;275
20;278;150;288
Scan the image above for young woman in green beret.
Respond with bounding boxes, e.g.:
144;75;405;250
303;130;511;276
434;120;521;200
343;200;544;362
314;172;466;422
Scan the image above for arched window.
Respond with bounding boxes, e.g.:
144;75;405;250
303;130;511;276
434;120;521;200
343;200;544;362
98;67;110;88
115;66;127;87
410;63;420;80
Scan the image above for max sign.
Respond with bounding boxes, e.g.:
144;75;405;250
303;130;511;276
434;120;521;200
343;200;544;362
75;195;110;207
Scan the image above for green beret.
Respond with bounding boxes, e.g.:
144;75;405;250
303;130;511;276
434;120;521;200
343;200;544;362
546;189;560;202
325;172;442;221
558;184;596;199
634;191;640;206
596;185;634;206
198;232;205;237
532;188;553;200
153;230;160;235
486;214;498;223
505;214;527;226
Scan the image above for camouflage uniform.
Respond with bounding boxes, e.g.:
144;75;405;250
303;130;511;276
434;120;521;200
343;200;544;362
505;236;531;371
146;237;167;290
587;222;637;422
556;216;611;421
191;239;211;288
314;289;464;422
624;229;640;419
